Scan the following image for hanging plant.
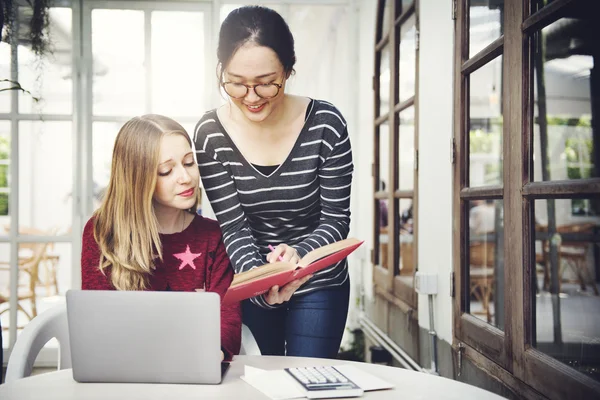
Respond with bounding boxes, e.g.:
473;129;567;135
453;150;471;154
1;0;51;99
1;0;51;56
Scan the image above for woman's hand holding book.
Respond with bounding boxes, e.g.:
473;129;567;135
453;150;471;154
267;243;300;264
264;274;313;305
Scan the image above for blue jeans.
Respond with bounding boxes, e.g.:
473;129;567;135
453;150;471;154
242;277;350;358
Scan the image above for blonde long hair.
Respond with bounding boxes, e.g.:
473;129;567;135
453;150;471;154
93;115;200;291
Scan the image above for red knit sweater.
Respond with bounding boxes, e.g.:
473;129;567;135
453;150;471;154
81;214;241;360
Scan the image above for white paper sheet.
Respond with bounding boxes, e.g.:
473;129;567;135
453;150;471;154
241;366;306;400
240;365;394;400
333;365;395;391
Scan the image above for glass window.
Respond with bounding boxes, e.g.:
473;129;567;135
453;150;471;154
398;198;414;279
92;10;145;116
532;19;596;183
377;121;390;271
17;8;73;115
286;4;350;115
92;121;121;211
376;197;389;269
0;122;10;225
0;242;11;349
379;45;390;117
469;56;503;187
398;107;414;191
399;0;414;13
0;42;11;113
398;14;416;103
18;121;72;233
151;11;205;116
533;198;600;382
467;199;504;328
0;242;69;348
378;122;390;194
469;0;504;57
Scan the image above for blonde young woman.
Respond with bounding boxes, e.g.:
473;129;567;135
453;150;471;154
81;115;241;360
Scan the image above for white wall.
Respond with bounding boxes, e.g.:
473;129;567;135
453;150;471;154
353;0;456;344
353;0;376;307
416;0;455;342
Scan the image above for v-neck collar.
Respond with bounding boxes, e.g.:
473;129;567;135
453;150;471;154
212;99;315;179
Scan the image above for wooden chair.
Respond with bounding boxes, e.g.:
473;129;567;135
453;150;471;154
0;242;50;329
3;225;60;296
400;240;414;276
539;223;598;295
469;241;495;324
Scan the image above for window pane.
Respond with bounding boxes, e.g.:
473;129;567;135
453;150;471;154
398;198;414;281
533;199;600;382
0;42;10;113
399;0;414;14
532;18;596;182
377;122;389;272
398;14;416;103
92;10;145;116
376;197;389;270
531;0;561;13
0;242;69;347
18;8;72;115
467;199;505;328
469;56;503;187
379;45;390;117
92;122;121;212
0;122;10;225
151;11;205;116
286;4;350;116
18;122;72;232
398;107;414;191
378;122;390;194
0;242;9;349
469;0;504;57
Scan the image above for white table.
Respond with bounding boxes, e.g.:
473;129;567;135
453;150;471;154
0;355;506;399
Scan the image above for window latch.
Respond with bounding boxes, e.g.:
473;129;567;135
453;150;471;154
457;342;465;376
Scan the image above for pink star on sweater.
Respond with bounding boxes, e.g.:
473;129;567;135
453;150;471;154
173;245;202;270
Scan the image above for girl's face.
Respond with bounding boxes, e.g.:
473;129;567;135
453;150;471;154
153;134;199;212
223;43;287;123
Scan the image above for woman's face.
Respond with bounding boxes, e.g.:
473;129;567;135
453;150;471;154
223;43;287;123
153;134;199;212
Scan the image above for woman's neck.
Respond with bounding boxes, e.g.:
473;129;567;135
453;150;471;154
228;95;292;136
155;207;188;234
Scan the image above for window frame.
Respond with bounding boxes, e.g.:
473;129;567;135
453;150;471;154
373;0;420;310
453;0;600;397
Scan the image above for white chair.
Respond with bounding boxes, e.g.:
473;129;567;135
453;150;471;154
4;303;71;383
239;323;261;355
5;303;260;382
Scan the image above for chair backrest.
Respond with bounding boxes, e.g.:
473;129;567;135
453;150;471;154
239;323;261;356
470;241;495;268
5;306;260;382
4;303;71;383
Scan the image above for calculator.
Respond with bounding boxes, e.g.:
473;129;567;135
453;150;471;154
285;366;364;399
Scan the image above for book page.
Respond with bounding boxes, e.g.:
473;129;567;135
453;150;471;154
231;261;295;286
297;238;362;267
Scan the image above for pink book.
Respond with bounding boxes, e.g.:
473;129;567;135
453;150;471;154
222;238;363;305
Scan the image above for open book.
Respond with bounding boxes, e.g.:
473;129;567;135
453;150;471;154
222;238;363;305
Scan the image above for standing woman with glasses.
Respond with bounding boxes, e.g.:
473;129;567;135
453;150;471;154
194;6;354;358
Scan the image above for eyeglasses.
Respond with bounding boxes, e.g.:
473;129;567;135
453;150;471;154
221;81;283;99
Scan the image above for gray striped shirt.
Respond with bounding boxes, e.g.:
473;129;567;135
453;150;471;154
194;99;353;309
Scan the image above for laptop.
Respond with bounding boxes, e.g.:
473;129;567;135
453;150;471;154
66;290;226;384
